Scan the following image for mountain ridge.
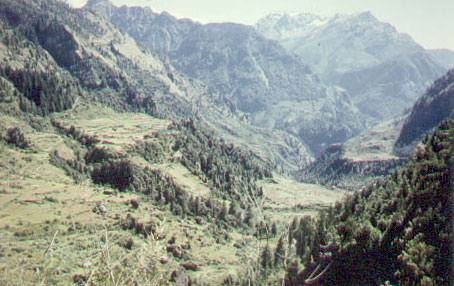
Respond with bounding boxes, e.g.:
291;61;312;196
395;69;454;153
0;1;332;284
256;11;454;123
85;0;364;156
299;69;454;189
0;1;452;285
81;0;323;170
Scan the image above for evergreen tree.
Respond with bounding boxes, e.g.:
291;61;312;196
274;236;285;266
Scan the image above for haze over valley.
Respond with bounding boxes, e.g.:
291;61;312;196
0;0;452;285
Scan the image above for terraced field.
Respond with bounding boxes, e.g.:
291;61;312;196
0;100;346;285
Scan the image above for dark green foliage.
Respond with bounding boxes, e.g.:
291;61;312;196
51;120;99;147
70;122;263;228
0;0;81;69
271;222;277;237
0;0;159;117
91;160;134;191
129;139;168;164
260;244;272;270
274;236;285;266
218;202;227;221
285;114;454;286
34;15;80;69
0;66;76;116
120;213;155;238
169;119;272;208
3;127;29;148
84;146;116;164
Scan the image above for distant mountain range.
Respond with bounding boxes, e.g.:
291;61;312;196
256;12;454;123
85;1;454;156
15;0;449;168
0;0;321;172
85;0;364;156
1;1;452;284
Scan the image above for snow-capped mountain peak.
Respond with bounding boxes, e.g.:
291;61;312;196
255;12;328;39
255;11;453;123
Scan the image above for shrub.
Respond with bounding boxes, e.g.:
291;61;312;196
4;127;29;148
91;160;134;191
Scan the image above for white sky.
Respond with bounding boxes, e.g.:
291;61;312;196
68;0;454;51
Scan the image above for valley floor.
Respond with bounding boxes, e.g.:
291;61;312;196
0;101;346;285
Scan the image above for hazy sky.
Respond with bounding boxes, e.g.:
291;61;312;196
69;0;454;51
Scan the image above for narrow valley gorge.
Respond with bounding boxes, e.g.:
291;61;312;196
0;0;452;285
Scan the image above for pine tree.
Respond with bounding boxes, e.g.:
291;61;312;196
271;222;277;237
218;202;227;221
274;236;285;266
260;244;272;269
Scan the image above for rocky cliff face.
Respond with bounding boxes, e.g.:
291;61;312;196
85;0;364;156
256;12;454;123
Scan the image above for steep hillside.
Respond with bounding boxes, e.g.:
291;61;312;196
5;0;315;172
85;0;364;156
0;0;195;118
0;99;344;285
336;51;446;121
283;114;454;286
299;118;407;189
0;101;273;285
396;69;454;154
300;69;454;189
256;12;452;123
0;0;347;285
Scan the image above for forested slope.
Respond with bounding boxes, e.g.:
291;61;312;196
284;114;453;285
0;1;343;284
300;69;454;189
